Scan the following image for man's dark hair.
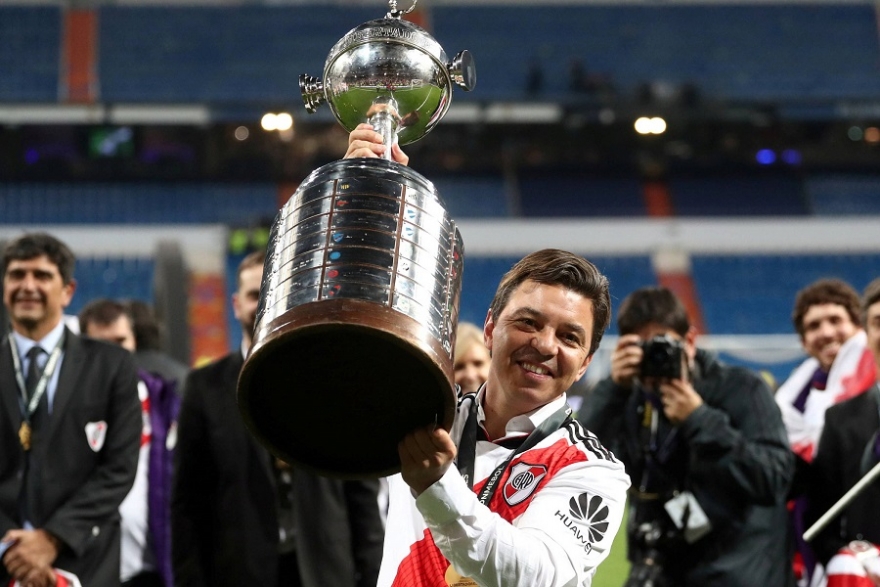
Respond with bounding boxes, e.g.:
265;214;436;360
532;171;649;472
2;232;76;284
125;299;162;351
791;279;861;338
488;249;611;356
78;298;132;335
617;286;690;337
237;250;265;288
862;277;880;323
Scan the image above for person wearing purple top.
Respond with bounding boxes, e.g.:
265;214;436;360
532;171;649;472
79;299;180;587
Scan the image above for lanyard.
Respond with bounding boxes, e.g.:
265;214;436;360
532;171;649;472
636;389;681;495
456;394;571;505
9;332;66;422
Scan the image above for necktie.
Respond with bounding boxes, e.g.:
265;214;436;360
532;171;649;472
25;346;45;402
21;346;45;525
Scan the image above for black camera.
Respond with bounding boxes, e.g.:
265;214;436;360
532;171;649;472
623;521;674;587
639;335;685;380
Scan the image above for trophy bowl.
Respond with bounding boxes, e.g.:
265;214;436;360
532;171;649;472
300;7;475;151
238;159;464;478
238;2;475;478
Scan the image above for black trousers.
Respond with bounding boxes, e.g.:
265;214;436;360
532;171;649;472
278;550;303;587
122;571;164;587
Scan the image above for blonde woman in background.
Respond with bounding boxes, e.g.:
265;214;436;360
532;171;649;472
453;321;491;394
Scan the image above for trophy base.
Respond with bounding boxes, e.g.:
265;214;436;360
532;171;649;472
238;298;457;479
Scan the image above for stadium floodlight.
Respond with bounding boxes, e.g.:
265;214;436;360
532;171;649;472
261;113;278;131
635;116;667;135
274;113;293;132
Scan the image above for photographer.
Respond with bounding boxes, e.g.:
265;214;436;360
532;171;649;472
580;287;794;587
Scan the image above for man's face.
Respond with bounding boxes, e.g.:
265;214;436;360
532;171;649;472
800;303;860;371
233;264;263;342
3;255;75;335
865;300;880;372
484;280;595;414
85;315;136;352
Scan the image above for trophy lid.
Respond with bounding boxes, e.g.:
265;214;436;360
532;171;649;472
325;16;448;74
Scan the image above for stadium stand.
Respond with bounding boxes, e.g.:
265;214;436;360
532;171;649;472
1;4;876;105
518;174;646;218
433;4;880;102
99;5;378;103
692;253;880;334
668;175;810;216
0;6;61;102
806;174;880;215
0;183;278;224
432;176;511;218
68;256;155;316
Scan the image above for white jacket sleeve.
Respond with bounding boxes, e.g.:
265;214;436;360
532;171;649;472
415;458;629;587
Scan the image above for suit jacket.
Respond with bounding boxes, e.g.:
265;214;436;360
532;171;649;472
172;352;384;587
809;385;880;564
0;329;142;585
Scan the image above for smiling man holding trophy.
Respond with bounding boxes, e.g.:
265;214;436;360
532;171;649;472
238;2;629;585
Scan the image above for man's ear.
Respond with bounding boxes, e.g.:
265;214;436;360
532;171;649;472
483;308;494;354
576;353;593;381
684;326;698;358
232;293;241;320
60;278;77;309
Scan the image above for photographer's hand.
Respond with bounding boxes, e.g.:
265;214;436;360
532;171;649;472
658;379;703;425
611;334;643;388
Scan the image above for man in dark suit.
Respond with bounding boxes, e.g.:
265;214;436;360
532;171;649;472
809;277;880;578
0;232;141;586
172;251;384;587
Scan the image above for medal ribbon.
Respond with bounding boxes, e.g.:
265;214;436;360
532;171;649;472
9;331;66;422
456;393;571;505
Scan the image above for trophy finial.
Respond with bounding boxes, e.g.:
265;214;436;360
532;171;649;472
387;0;418;19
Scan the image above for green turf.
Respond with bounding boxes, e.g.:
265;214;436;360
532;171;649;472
593;501;630;587
331;84;444;144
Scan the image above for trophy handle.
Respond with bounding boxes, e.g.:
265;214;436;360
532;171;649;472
449;50;477;92
300;74;325;113
367;96;402;161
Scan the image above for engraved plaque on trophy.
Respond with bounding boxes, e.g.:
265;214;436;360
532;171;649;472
237;0;475;478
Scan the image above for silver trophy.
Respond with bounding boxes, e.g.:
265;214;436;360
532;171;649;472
237;0;475;478
300;0;475;155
